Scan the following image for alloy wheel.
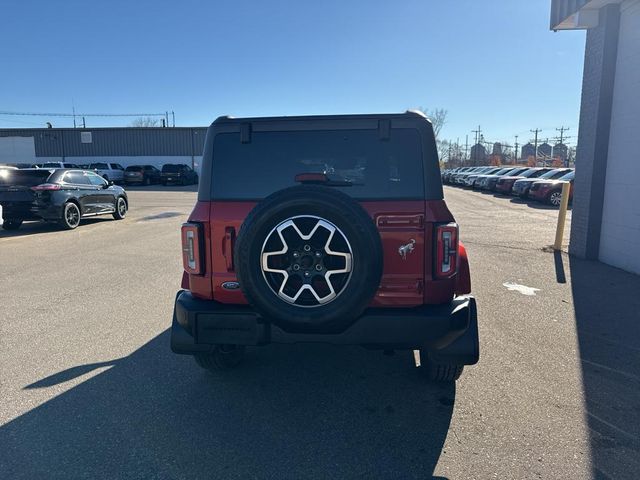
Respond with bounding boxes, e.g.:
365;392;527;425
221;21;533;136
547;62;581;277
260;215;353;307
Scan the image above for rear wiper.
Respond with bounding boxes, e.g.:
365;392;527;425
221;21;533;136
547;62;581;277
294;173;361;187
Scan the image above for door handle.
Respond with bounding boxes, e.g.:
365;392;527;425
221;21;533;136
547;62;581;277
223;227;236;271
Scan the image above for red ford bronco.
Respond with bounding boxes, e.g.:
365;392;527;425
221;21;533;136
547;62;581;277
171;111;478;382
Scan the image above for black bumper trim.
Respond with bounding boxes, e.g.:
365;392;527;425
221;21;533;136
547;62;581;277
170;290;479;364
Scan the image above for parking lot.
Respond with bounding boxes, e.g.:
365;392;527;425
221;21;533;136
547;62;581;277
1;185;638;479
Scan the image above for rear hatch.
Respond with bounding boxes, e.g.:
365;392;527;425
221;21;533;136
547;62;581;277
125;166;144;179
161;165;182;181
198;119;450;307
0;169;51;203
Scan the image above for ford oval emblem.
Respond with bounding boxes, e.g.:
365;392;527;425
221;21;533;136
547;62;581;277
222;281;241;290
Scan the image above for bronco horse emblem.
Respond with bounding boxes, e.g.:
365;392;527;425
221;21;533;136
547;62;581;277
398;239;416;260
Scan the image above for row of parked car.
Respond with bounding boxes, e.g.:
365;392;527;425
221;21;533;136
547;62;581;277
0;162;199;186
442;165;575;206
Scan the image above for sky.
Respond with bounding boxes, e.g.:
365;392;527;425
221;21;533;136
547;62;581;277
1;0;586;147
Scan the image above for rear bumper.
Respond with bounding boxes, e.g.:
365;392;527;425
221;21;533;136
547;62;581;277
1;201;61;221
170;290;479;365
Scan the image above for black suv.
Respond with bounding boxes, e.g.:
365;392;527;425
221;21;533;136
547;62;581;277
161;164;198;186
125;165;161;185
0;169;128;230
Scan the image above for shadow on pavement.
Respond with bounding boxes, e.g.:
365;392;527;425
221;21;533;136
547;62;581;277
0;217;115;239
570;256;640;478
0;332;454;479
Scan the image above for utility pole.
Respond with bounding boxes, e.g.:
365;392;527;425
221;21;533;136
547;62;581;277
530;128;541;161
514;135;519;163
72;105;76;129
472;125;482;146
471;126;482;165
464;135;469;163
556;126;569;145
82;116;86;128
172;111;175;127
556;126;570;167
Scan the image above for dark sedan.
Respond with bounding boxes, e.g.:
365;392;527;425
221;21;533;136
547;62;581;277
0;169;128;230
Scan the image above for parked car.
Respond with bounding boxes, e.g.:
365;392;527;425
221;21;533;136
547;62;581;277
463;167;502;187
88;162;125;184
161;164;198;185
40;161;81;169
171;112;479;383
494;167;553;195
476;167;529;191
0;168;128;230
512;168;573;198
528;170;575;206
124;165;161;185
471;167;510;189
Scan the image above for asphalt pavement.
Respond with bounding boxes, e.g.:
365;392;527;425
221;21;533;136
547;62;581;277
1;185;638;479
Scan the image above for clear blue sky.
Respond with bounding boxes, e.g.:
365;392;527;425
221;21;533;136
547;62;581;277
1;0;585;146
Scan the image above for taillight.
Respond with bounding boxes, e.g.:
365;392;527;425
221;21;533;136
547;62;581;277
435;223;458;279
181;222;204;275
31;183;61;191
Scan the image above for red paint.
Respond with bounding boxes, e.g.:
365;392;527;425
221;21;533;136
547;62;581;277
455;242;471;295
185;198;462;306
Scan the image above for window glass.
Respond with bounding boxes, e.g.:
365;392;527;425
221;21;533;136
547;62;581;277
111;163;124;170
90;163;109;169
126;166;143;172
211;129;424;200
162;164;182;173
64;171;91;185
87;173;107;186
42;162;61;168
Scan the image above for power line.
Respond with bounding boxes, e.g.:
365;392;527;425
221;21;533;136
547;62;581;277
0;110;167;118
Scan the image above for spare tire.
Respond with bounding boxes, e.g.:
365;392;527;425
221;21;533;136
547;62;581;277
234;185;383;333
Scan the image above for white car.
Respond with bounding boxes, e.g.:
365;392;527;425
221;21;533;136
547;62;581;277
88;162;125;183
39;161;82;169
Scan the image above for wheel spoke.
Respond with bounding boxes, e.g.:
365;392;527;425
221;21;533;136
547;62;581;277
260;216;353;307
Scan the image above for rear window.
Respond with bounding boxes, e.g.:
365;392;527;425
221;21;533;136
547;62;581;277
162;164;183;173
545;169;571;179
0;170;51;186
90;163;108;169
126;166;143;172
211;129;424;200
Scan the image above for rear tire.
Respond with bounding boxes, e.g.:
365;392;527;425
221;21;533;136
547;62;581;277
2;219;23;230
59;202;81;230
194;345;245;372
421;350;464;382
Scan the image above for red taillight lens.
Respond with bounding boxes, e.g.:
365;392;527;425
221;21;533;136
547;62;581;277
31;183;61;191
181;222;204;275
435;223;458;279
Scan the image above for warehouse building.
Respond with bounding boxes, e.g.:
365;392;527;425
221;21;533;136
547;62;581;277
551;0;640;275
0;127;207;173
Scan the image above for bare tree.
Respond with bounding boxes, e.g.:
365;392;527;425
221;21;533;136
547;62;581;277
415;107;448;138
130;117;160;127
